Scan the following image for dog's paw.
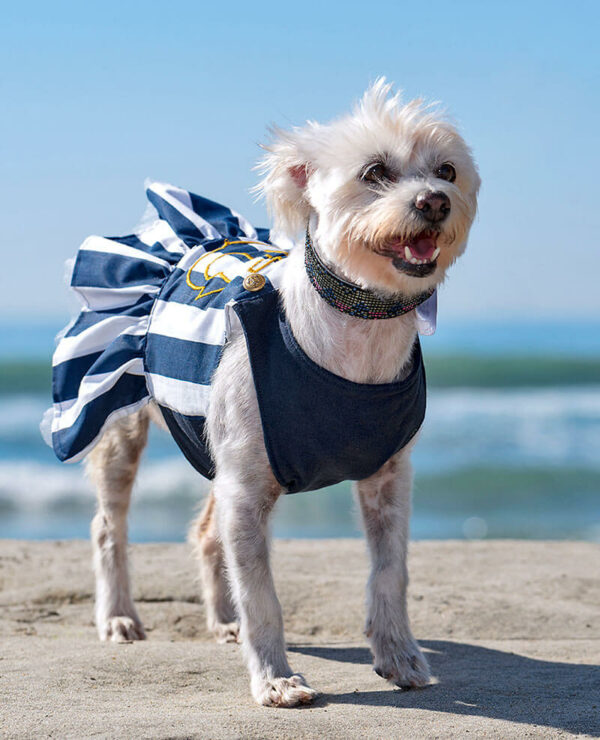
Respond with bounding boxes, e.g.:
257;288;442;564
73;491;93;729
252;674;318;708
373;639;430;689
212;621;240;644
99;616;147;643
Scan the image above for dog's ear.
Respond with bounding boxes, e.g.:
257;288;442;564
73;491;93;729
253;126;314;237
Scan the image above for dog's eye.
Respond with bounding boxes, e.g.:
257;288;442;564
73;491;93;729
361;162;394;185
435;163;456;183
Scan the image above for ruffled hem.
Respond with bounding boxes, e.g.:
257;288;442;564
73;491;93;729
48;230;183;461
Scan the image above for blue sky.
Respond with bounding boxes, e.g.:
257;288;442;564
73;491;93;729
2;0;598;321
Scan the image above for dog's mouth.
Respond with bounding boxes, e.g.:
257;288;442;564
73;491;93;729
379;230;440;277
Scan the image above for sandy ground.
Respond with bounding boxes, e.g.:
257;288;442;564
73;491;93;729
1;539;599;739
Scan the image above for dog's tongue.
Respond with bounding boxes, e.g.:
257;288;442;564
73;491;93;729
388;232;438;261
407;234;437;260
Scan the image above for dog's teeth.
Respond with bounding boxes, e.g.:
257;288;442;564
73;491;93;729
410;257;418;265
404;246;412;261
432;247;440;260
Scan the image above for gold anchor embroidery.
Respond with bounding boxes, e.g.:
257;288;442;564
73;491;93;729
185;240;287;301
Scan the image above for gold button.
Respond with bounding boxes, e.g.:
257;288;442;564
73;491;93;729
243;273;266;292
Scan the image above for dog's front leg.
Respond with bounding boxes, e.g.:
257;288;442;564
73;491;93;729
214;473;318;707
356;448;430;689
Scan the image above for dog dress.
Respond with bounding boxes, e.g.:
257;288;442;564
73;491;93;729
46;182;433;493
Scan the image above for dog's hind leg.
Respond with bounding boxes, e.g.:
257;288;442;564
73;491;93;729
356;447;430;689
189;491;239;643
86;408;149;642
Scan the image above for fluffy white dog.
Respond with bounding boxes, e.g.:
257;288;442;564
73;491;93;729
82;79;480;707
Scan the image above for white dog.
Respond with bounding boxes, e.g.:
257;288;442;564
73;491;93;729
48;79;480;707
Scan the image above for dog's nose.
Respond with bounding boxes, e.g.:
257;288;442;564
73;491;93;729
414;191;451;223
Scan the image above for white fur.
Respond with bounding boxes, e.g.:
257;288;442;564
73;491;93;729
86;79;480;706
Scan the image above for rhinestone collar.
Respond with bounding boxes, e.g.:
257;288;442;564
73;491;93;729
304;229;435;320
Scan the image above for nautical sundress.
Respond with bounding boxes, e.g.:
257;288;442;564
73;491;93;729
46;181;434;494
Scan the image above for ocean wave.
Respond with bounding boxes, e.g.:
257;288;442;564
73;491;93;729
427;387;600;418
412;386;600;471
0;458;210;511
0;396;51;434
0;461;597;542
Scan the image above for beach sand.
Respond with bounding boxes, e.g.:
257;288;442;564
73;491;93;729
1;539;599;738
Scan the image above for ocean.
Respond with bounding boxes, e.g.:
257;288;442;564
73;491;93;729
1;319;599;542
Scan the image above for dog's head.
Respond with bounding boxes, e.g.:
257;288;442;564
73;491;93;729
256;79;480;297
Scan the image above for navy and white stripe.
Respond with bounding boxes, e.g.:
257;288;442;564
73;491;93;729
47;181;287;463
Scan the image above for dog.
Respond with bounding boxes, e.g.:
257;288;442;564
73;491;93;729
49;79;480;707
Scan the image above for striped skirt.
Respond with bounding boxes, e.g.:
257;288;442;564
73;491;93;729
44;181;286;463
